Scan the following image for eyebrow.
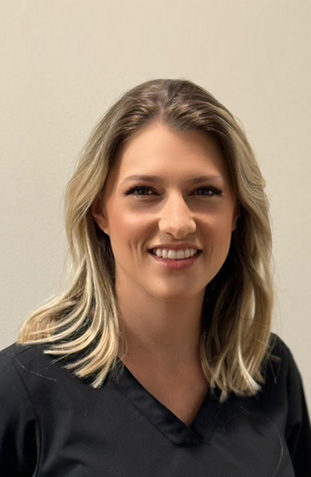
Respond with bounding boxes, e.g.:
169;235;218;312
122;174;223;184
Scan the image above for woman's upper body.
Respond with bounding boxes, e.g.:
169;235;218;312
0;335;310;476
1;79;310;475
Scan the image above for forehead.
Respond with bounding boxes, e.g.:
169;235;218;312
112;123;230;180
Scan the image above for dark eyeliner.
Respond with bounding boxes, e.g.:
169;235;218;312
125;185;156;196
193;186;223;196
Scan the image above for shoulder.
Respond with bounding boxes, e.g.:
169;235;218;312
0;342;94;413
268;332;292;359
262;333;306;406
265;333;299;381
0;344;46;473
0;342;67;404
0;342;38;382
239;334;309;427
0;342;42;361
0;343;48;405
0;342;50;380
267;332;309;403
0;341;46;362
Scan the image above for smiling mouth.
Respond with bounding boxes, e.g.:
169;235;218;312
150;248;200;260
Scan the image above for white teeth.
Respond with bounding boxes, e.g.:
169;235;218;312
153;248;198;260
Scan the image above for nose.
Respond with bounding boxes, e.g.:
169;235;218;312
158;194;196;239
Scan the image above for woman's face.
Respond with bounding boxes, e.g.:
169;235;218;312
93;123;238;303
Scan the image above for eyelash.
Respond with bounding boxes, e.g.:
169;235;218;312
126;186;223;197
126;186;157;196
193;187;222;197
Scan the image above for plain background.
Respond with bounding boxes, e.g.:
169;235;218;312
1;0;310;412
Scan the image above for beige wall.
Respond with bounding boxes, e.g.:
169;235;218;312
1;0;310;410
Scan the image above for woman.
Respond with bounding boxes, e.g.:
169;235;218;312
0;79;310;476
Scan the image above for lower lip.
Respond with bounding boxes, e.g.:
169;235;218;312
150;252;201;270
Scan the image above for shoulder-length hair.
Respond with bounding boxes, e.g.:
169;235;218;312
19;79;273;400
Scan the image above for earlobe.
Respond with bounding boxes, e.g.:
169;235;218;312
231;204;240;232
231;217;238;232
91;198;109;235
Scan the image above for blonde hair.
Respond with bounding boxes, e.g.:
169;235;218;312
19;79;273;400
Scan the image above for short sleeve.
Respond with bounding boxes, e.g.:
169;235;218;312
0;344;38;476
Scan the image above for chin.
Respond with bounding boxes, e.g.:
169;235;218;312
151;286;206;303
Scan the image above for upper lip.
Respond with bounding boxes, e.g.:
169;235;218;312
149;243;202;251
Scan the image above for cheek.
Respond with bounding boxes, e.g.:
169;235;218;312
218;220;235;247
202;212;234;237
202;215;234;257
107;212;149;252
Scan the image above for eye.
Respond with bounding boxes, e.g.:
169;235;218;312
193;186;222;197
126;186;157;196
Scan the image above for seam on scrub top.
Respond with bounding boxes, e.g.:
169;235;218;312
15;357;58;381
237;405;284;477
12;356;43;476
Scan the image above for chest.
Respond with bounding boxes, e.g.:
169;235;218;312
30;370;296;477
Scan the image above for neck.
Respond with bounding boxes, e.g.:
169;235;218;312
117;287;205;363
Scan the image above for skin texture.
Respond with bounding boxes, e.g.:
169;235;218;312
93;123;238;307
92;123;238;424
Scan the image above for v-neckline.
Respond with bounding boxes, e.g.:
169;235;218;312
110;364;223;446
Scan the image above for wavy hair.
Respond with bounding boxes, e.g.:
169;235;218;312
19;79;273;400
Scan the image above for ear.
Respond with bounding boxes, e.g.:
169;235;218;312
231;203;240;232
91;197;109;235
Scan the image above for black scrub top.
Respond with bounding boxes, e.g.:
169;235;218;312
0;336;310;476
